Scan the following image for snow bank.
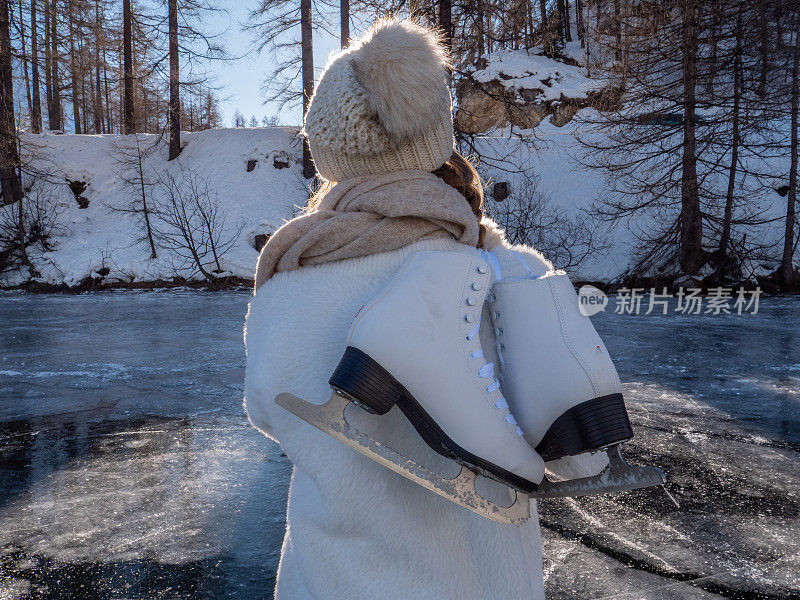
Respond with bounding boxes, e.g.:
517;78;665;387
470;48;603;102
4;121;788;289
6;128;308;287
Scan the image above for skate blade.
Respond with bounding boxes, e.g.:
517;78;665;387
275;392;531;525
533;444;666;499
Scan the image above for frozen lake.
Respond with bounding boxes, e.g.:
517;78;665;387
1;290;798;599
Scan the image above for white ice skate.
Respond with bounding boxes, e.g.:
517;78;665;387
277;250;545;524
486;252;665;498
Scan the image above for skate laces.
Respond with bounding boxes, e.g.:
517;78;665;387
469;349;523;437
467;255;523;437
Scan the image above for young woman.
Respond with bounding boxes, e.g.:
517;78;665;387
244;18;602;599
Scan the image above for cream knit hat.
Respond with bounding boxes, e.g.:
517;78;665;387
302;19;455;182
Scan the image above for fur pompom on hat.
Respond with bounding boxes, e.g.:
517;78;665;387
302;19;455;182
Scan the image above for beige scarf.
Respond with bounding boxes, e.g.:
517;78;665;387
254;170;479;289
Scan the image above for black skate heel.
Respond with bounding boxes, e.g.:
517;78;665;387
329;346;401;415
329;346;540;494
535;393;633;462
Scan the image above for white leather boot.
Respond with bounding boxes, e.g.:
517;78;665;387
487;255;633;462
329;250;545;493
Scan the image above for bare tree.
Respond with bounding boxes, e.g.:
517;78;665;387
485;172;611;272
168;0;180;159
123;0;134;133
30;0;42;132
0;182;65;277
154;166;242;280
111;134;158;259
48;0;60;130
92;0;102;134
245;0;336;179
340;0;349;47
778;9;799;285
67;0;81;134
301;0;314;178
1;0;22;206
715;10;743;280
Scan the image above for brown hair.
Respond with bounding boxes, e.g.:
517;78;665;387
431;151;486;248
305;150;486;247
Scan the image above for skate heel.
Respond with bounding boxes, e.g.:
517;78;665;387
329;346;401;415
535;393;633;461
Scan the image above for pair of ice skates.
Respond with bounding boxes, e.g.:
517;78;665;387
276;250;665;524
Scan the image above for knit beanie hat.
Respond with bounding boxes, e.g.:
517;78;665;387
302;19;455;182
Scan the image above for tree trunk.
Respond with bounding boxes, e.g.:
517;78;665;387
49;0;61;130
30;0;42;132
134;139;157;259
679;0;703;275
717;14;742;280
779;13;799;285
476;0;485;57
123;0;134;134
538;0;548;53
300;0;314;179
0;0;22;206
438;0;452;55
44;0;52;127
613;0;622;62
80;34;88;133
340;0;349;48
168;0;181;160
525;0;533;47
68;1;81;134
103;49;111;132
758;2;768;98
576;0;584;46
93;0;102;134
559;0;570;42
17;0;33;126
706;0;719;95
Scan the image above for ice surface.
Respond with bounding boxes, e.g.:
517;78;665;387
1;292;798;599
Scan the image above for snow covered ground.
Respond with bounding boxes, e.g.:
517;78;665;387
1;291;797;598
4;107;791;288
4;128;309;288
470;46;605;102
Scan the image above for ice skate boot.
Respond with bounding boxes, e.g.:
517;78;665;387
328;250;545;494
486;252;665;498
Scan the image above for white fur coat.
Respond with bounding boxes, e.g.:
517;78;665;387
244;225;601;599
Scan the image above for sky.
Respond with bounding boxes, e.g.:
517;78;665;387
208;3;342;127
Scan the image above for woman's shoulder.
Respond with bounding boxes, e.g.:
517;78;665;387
254;236;480;297
481;218;554;278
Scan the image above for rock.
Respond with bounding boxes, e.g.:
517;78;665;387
246;159;258;172
66;179;87;196
454;75;622;133
550;103;579;127
493;182;510;201
272;151;290;170
253;234;269;252
66;179;89;208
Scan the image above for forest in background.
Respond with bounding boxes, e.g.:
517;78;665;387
0;0;799;290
